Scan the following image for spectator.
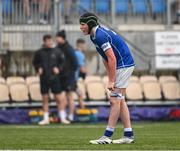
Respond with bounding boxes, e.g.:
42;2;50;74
23;0;32;24
56;30;79;122
64;0;72;24
33;34;67;125
176;0;180;23
74;38;88;109
39;0;51;24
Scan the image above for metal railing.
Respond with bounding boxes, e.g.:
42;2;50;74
0;0;179;76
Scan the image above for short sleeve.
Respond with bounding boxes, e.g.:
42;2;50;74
96;31;112;52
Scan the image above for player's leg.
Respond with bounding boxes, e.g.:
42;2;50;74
89;89;122;144
66;73;77;122
39;78;50;125
39;94;50;125
52;76;70;124
67;91;75;122
113;67;134;144
23;0;32;24
76;87;85;109
112;89;134;144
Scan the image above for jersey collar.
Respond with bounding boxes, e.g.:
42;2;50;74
91;25;99;40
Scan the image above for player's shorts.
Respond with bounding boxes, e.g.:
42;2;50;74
61;72;77;92
115;66;134;88
40;75;62;95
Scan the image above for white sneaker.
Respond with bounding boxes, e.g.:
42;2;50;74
27;19;32;24
89;136;112;144
39;18;48;25
61;119;71;124
38;119;49;125
113;136;134;144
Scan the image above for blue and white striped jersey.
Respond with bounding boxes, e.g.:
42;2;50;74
90;25;135;69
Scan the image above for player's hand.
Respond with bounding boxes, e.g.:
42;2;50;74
107;81;115;91
53;67;60;74
38;68;43;75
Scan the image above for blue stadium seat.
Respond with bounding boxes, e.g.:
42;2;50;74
150;0;166;14
131;0;148;14
115;0;129;14
78;0;92;14
95;0;110;14
2;0;13;15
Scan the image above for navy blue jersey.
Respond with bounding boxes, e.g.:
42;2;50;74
90;25;135;69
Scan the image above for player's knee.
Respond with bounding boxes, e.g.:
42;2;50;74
110;92;125;100
110;99;120;106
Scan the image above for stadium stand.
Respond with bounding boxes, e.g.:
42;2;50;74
95;0;110;14
150;0;166;19
140;75;158;83
162;81;180;100
6;77;25;85
0;82;9;102
126;81;143;100
86;81;106;101
115;0;129;15
143;81;162;100
29;82;42;101
130;76;139;82
0;77;6;83
131;0;148;14
159;75;177;84
9;82;29;102
85;75;102;83
26;76;40;85
78;0;92;14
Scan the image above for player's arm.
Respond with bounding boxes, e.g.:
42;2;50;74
102;59;109;77
104;48;116;83
104;48;116;91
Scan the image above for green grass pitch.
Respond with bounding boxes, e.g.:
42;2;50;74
0;122;180;150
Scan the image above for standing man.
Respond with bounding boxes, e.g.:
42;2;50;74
33;34;66;125
75;38;87;109
79;13;135;144
56;30;79;123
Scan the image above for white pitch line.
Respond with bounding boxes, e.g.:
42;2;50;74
0;125;144;129
1;150;180;151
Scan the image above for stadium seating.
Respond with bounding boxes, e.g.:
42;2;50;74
29;82;42;101
143;81;162;100
2;0;13;15
86;81;106;100
95;0;110;14
0;77;6;83
140;75;157;83
131;0;148;14
150;0;166;15
0;82;10;102
26;76;40;85
6;76;25;85
159;75;177;84
85;75;102;83
9;82;29;102
126;81;143;100
115;0;129;14
130;76;139;82
78;0;92;14
162;81;180;100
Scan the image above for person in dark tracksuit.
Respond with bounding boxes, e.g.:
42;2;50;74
56;30;79;122
33;34;67;125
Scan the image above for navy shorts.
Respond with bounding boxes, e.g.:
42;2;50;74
40;75;62;95
60;72;77;92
